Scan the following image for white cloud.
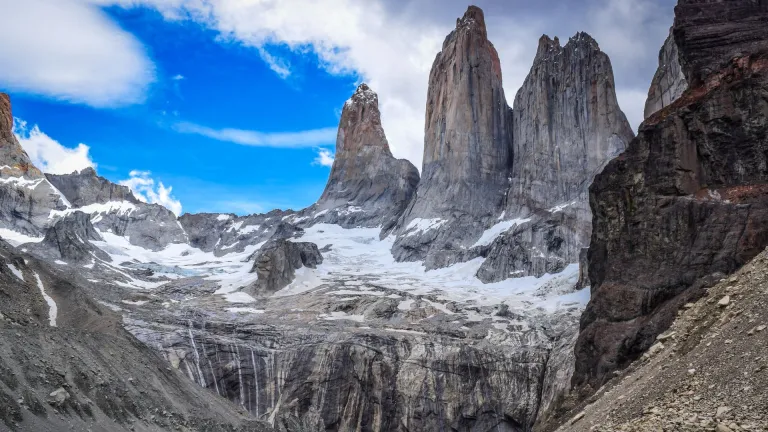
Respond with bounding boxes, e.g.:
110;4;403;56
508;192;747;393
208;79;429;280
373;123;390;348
120;170;183;216
172;74;185;80
174;122;337;148
313;148;335;167
13;119;96;174
105;0;673;169
0;0;154;107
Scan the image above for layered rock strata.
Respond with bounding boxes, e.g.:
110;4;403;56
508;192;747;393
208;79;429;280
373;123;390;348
574;0;768;390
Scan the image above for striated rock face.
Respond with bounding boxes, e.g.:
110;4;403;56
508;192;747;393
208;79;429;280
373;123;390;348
246;239;323;295
644;30;688;118
573;0;768;390
0;93;42;179
313;84;419;230
392;6;513;263
473;32;633;282
46;167;140;207
508;33;633;217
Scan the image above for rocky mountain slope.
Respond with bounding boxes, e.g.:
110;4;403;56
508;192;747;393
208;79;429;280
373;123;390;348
573;0;768;391
311;84;419;231
553;248;768;432
0;238;271;431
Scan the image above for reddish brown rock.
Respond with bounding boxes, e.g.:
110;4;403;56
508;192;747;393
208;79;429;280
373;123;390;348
0;93;42;178
574;0;768;390
314;84;419;229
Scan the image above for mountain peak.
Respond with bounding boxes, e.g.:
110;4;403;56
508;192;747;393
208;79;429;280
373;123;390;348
0;93;43;179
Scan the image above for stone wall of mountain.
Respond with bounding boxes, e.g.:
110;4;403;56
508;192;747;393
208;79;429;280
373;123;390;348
573;0;768;390
477;33;634;283
391;6;513;265
388;9;633;283
311;84;419;231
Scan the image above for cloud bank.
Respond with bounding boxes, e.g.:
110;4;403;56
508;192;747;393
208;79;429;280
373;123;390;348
14;119;96;174
120;170;183;216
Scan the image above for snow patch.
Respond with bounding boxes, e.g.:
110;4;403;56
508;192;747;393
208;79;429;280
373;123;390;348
223;292;256;303
7;264;24;281
34;273;57;327
0;228;44;247
404;218;446;237
472;218;531;248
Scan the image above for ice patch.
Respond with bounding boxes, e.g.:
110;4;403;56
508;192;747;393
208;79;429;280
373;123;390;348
472;218;531;248
226;307;265;314
548;201;577;213
223;292;256;303
217;214;232;222
34;273;57;327
7;264;24;281
404;218;446;237
321;311;366;322
0;229;44;247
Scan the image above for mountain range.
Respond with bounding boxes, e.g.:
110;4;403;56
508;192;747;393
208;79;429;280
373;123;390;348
1;1;767;431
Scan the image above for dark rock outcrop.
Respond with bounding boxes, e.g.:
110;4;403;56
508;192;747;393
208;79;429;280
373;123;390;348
37;211;110;263
312;84;419;230
574;0;768;390
644;30;687;119
392;6;513;263
46;167;140;207
247;240;323;295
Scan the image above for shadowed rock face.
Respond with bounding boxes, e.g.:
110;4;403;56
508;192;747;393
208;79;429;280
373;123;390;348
313;84;419;230
247;239;323;295
573;0;768;390
37;211;110;263
46;167;140;207
392;6;513;262
0;93;42;179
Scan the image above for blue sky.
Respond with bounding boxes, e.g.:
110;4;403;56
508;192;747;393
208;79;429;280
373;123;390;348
10;6;358;214
0;0;675;216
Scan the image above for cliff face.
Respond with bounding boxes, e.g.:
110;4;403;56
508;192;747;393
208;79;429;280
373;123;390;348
0;93;70;236
574;0;768;390
313;84;419;230
644;30;688;119
392;6;513;263
473;32;633;282
508;33;633;216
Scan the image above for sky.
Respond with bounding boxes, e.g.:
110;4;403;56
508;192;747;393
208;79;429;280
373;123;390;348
0;0;676;216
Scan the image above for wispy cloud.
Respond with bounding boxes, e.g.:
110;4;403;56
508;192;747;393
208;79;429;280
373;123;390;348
14;118;96;174
313;148;335;167
174;122;337;148
171;74;185;81
119;170;183;216
257;47;291;79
